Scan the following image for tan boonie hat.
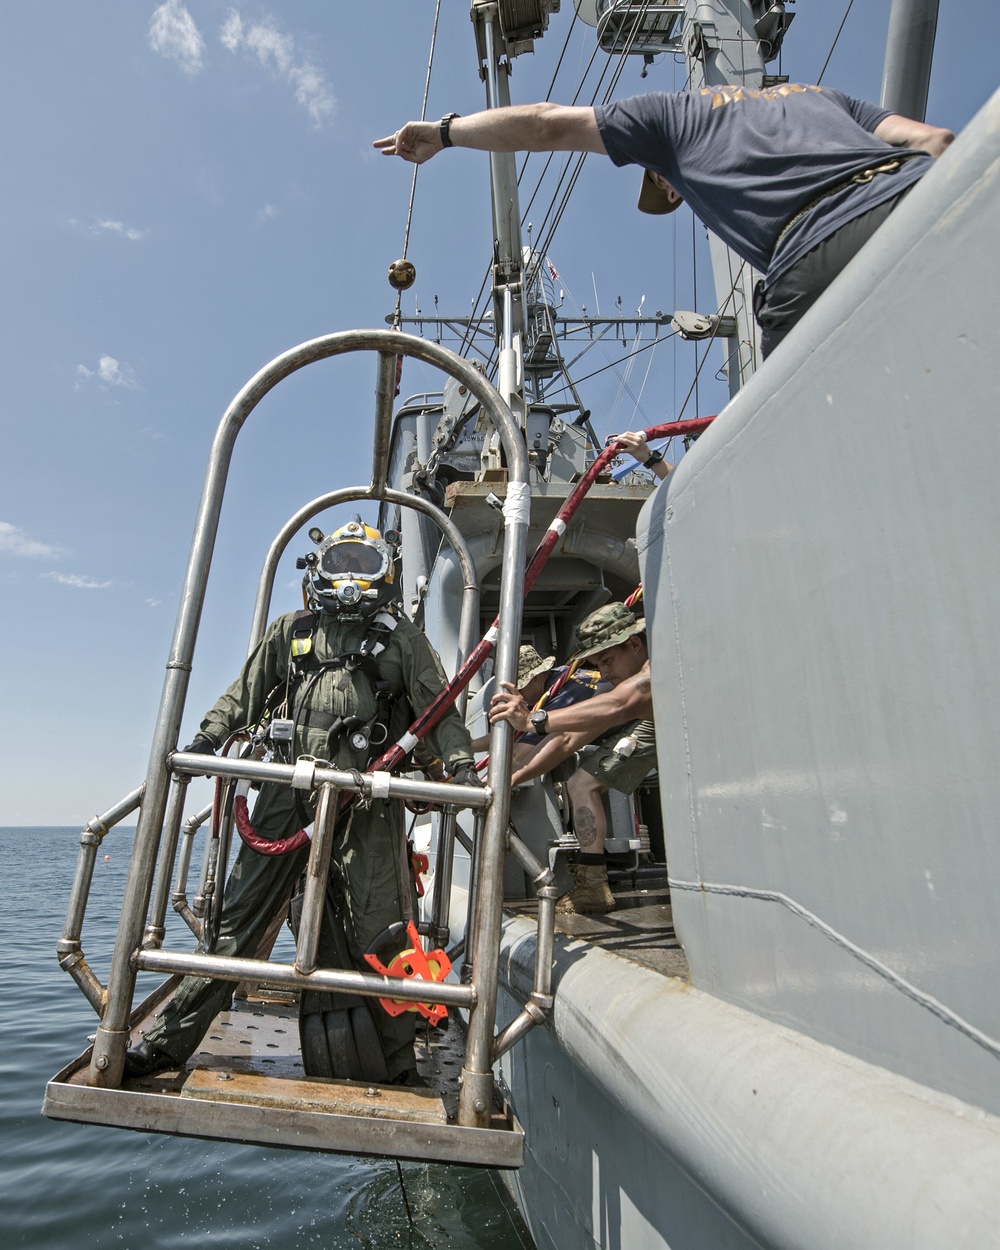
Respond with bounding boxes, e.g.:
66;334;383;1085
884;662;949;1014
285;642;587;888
637;169;684;215
574;603;647;661
517;644;555;688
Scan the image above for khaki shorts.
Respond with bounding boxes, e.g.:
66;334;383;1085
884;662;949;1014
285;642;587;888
579;719;657;796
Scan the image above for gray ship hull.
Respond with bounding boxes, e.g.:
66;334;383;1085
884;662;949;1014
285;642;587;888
495;84;1000;1250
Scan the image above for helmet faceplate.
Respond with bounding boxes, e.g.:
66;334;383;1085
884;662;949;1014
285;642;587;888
306;518;396;616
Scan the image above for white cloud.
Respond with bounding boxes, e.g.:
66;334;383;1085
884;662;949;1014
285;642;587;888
257;202;278;223
145;598;162;608
42;572;114;590
69;217;149;241
76;355;139;390
220;9;335;126
94;219;149;242
149;0;205;75
0;522;62;560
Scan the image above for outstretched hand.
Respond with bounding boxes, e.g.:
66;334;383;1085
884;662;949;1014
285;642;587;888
612;429;673;479
612;430;652;462
373;121;441;165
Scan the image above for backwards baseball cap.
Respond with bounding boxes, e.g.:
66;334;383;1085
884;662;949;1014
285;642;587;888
574;603;647;661
638;169;684;215
517;644;555;688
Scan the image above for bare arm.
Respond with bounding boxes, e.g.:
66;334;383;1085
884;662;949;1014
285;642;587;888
374;103;606;166
490;663;654;736
511;730;594;787
874;114;954;158
614;430;673;482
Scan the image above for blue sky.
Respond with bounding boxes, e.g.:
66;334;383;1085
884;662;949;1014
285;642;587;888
1;0;995;824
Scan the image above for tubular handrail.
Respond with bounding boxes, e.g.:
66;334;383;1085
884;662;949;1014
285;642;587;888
57;784;144;1016
170;802;212;938
87;330;529;1115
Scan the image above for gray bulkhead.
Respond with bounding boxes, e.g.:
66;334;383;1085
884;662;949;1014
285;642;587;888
493;84;1000;1250
639;88;1000;1114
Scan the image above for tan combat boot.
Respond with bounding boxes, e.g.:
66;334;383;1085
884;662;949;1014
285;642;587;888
555;862;614;915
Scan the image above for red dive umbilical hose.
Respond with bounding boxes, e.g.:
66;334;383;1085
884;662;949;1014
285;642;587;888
236;417;714;855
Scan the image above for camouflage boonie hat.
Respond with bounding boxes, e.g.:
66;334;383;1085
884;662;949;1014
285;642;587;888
517;644;555;688
573;603;646;661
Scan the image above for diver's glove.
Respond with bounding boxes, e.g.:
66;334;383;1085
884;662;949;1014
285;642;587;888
182;736;217;755
451;762;483;788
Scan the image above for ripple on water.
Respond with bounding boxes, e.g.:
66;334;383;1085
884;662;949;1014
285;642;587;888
3;830;533;1249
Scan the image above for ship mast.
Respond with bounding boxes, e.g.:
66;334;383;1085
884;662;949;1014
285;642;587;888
881;0;940;120
471;2;534;465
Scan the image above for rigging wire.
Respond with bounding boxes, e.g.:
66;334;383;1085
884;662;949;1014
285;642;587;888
462;2;646;363
525;5;651;278
570;329;679;387
671;265;746;423
460;16;608;360
455;4;742;436
817;0;857;85
626;326;661;430
393;0;443;328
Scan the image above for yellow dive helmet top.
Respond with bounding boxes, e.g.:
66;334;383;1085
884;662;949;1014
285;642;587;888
305;516;398;615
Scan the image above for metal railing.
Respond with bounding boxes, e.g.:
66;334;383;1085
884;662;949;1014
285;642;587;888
66;330;533;1135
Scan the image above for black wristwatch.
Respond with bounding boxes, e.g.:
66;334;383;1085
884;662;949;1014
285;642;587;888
644;448;665;469
529;708;549;736
439;113;460;148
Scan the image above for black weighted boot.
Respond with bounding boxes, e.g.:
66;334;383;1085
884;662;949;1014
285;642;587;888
122;1037;176;1079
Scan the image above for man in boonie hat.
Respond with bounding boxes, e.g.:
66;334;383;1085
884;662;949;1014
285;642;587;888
490;604;657;915
471;644;605;762
517;643;555;691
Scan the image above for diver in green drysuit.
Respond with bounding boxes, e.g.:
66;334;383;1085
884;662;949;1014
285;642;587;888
126;519;475;1084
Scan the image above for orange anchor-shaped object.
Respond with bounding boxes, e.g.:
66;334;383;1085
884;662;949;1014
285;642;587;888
411;850;430;897
363;920;452;1025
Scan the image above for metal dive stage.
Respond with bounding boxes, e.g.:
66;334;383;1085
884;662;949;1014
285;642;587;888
44;330;541;1168
46;982;523;1167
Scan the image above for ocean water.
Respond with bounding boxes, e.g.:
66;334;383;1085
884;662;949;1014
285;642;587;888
1;828;533;1249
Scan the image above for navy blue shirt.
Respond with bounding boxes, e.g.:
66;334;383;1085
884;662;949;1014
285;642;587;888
520;666;609;746
595;84;932;286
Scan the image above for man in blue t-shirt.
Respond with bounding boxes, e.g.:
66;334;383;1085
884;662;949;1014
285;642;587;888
470;643;607;769
376;85;952;356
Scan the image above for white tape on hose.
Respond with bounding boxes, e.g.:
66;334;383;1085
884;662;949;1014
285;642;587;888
547;517;567;537
398;732;420;754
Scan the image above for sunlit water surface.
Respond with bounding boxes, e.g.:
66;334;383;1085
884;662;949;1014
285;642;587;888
2;828;532;1249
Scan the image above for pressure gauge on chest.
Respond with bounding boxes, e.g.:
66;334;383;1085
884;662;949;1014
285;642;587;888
350;729;370;752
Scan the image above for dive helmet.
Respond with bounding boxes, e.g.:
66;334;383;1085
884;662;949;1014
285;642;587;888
298;516;399;616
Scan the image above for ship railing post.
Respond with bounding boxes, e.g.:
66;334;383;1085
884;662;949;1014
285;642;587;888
293;782;339;976
461;809;485;985
142;773;190;949
191;796;223;923
429;808;459;950
490;827;556;1061
57;785;144;1016
458;485;529;1128
171;802;211;937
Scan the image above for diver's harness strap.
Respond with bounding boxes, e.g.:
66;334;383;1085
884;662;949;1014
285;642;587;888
289;610;399;753
235;610;403;857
